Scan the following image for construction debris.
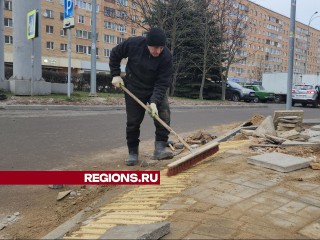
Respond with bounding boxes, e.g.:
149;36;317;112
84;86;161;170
254;115;276;137
228;112;320;171
57;190;72;201
185;130;216;145
310;163;320;170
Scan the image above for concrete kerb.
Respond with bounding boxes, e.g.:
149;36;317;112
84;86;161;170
0;104;268;111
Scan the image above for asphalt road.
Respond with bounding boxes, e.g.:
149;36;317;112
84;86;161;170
0;104;319;170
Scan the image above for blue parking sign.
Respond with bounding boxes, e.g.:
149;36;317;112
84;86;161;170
64;0;74;19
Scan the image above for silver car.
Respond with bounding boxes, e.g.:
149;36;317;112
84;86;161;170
292;84;320;108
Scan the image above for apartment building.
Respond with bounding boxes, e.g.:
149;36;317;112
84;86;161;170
3;0;320;82
229;0;320;83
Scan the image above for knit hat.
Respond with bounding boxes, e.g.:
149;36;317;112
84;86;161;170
146;28;166;46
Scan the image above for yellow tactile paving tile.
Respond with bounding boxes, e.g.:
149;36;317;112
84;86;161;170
101;211;174;217
94;218;161;225
81;223;117;229
64;233;101;239
65;141;248;239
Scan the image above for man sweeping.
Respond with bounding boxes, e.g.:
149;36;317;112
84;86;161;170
109;28;173;166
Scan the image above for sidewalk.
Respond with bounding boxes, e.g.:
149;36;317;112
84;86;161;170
0;104;268;111
46;140;320;239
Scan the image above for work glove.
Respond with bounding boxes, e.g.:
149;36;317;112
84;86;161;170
149;103;158;118
112;76;124;88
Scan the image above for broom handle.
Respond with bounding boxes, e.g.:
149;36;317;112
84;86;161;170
121;85;192;152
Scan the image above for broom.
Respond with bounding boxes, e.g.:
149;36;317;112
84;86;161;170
120;85;219;176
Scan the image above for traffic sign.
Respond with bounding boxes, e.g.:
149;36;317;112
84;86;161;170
63;0;75;29
64;0;74;19
27;9;38;39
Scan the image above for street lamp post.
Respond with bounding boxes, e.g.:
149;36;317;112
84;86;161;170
304;11;318;74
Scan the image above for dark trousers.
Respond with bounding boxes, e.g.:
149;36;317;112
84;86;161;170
125;93;170;149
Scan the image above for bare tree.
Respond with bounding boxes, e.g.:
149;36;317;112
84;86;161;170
125;0;193;96
186;0;220;100
212;0;249;100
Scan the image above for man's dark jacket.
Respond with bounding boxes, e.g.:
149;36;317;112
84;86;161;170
109;36;172;104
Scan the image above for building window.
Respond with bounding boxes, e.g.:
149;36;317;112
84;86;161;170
116;10;126;19
104;34;116;44
60;44;67;51
104;7;115;18
131;28;136;36
4;1;12;10
45;9;54;18
132;1;137;9
76;30;94;39
60;0;64;5
46;25;54;34
60;28;67;36
76;45;85;53
87;47;99;56
46;42;54;49
104;21;116;30
46;0;53;2
117;37;125;44
78;15;85;24
117;24;126;32
60;12;64;21
105;0;115;3
4;35;13;44
4;18;13;27
104;48;111;57
117;0;128;6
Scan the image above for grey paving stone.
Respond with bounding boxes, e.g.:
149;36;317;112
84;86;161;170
245;203;280;217
241;180;268;189
290;181;320;191
200;192;243;207
299;195;320;207
187;202;213;213
159;197;197;210
161;221;199;240
299;222;320;239
99;222;170;240
297;206;320;219
266;209;309;230
278;201;308;214
251;193;291;205
248;152;311;172
234;187;261;199
169;211;207;222
241;222;297;239
183;233;219;239
193;223;237;239
205;206;228;215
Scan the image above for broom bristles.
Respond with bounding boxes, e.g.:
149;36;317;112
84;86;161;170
166;142;219;176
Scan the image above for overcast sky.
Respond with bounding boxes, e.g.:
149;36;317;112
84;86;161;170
249;0;320;30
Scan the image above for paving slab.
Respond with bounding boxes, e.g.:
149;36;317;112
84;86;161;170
299;222;320;239
99;222;170;240
248;152;311;172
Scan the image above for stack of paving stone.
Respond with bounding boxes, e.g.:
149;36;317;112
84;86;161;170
273;111;304;141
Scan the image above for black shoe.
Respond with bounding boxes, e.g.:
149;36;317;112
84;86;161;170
153;141;173;160
126;147;139;166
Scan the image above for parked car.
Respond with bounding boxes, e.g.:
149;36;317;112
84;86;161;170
226;81;255;102
292;84;320;108
243;84;275;103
